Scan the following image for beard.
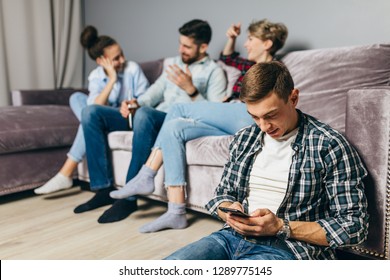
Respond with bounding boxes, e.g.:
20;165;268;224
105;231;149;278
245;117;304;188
181;48;202;65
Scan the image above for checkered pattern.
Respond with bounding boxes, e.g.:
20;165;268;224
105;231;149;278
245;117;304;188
219;52;255;100
206;110;369;259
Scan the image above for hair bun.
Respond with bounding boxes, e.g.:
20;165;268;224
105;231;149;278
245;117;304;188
80;25;99;49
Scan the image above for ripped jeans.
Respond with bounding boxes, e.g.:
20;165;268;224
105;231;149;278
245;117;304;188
153;102;253;186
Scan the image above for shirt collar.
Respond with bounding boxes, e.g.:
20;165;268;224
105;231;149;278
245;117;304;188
186;55;210;66
253;109;305;152
291;110;306;152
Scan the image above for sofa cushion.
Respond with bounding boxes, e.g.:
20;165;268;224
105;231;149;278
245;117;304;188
107;132;232;167
108;131;133;152
217;60;242;97
282;43;390;133
0;105;78;154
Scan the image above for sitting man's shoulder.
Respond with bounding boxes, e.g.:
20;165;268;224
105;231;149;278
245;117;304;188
304;113;352;148
232;124;261;144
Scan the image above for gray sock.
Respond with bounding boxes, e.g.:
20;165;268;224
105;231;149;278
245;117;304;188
34;173;73;194
110;165;157;199
139;202;188;233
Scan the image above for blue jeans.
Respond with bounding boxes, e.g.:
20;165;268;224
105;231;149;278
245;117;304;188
82;105;166;194
126;107;166;181
154;102;253;185
164;228;296;260
67;92;88;162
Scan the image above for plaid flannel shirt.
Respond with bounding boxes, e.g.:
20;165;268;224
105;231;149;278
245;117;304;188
219;52;255;100
206;110;369;260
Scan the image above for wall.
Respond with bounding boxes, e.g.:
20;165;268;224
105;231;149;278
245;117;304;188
83;0;390;78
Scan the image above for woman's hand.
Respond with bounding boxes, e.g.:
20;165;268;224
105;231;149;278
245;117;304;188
99;56;117;83
226;23;241;39
222;23;241;56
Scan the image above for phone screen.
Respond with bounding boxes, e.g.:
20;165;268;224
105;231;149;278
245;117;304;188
218;206;250;217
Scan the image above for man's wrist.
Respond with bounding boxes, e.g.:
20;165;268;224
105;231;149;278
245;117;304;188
276;218;291;240
188;88;199;98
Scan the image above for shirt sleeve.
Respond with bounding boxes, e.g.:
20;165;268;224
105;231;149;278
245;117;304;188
86;77;105;105
195;66;227;102
219;51;240;65
219;51;253;72
205;135;241;218
132;63;150;98
136;72;166;107
317;136;369;248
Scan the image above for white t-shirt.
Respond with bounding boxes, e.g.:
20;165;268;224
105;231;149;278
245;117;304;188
248;128;298;214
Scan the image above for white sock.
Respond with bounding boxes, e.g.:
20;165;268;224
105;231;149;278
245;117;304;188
34;173;73;194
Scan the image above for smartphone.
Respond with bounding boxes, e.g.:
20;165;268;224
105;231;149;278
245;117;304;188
218;206;250;217
127;113;133;130
127;103;137;130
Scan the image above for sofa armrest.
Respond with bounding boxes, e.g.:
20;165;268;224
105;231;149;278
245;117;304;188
11;88;88;106
344;87;390;259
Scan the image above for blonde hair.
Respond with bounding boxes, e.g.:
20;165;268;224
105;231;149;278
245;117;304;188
247;19;288;56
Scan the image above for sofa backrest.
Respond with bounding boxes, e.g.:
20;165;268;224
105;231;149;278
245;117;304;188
12;88;89;106
139;59;164;85
281;43;390;133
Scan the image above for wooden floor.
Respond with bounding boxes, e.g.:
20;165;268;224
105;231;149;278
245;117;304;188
0;187;223;260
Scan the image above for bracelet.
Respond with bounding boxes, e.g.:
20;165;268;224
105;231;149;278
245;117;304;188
188;88;199;98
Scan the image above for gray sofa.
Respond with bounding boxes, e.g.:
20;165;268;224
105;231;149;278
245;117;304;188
0;89;82;195
1;43;389;260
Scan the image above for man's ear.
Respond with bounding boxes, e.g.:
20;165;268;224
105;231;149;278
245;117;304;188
290;89;299;107
199;43;208;54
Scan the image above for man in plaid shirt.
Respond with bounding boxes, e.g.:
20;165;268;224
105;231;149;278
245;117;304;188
165;61;369;260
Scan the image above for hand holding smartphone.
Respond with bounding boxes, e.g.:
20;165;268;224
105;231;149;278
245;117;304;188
218;206;250;217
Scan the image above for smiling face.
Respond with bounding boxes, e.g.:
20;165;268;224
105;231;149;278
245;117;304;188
244;33;271;63
246;90;299;138
178;35;207;64
102;43;126;72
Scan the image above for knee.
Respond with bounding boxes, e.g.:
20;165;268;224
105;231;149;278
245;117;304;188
165;103;185;120
133;106;155;127
162;119;190;140
166;103;184;115
81;104;100;125
134;106;153;120
69;91;87;106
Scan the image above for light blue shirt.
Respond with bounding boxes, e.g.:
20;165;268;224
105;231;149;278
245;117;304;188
87;61;149;107
137;55;227;112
